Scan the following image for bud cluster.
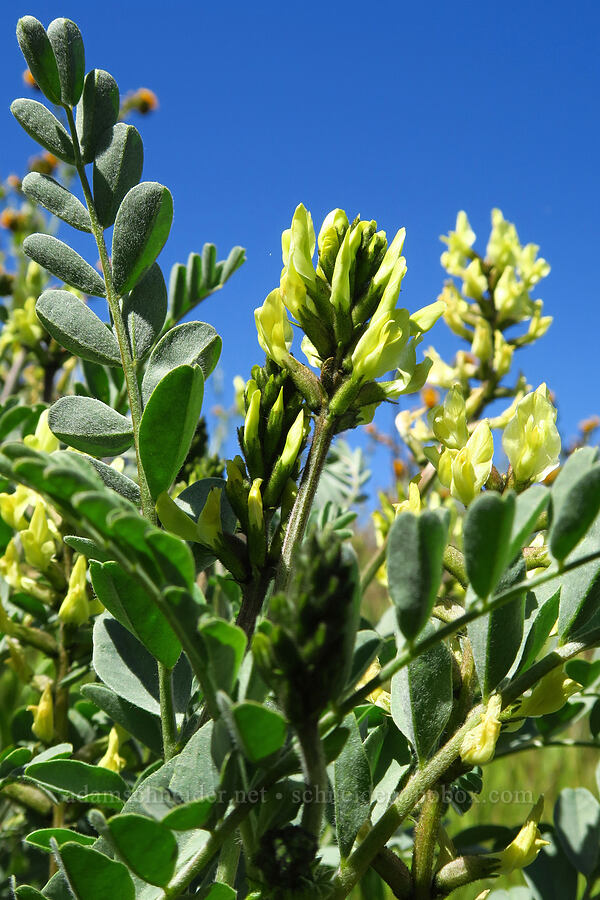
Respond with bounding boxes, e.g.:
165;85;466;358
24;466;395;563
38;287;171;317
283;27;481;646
252;527;360;724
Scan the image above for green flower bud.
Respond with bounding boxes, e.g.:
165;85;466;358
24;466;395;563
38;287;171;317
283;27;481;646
516;667;581;718
58;555;89;626
429;385;469;450
263;410;306;508
460;693;502;765
28;682;54;744
471;319;493;363
254;289;293;367
351;308;410;382
247;478;265;568
264;387;285;462
243;388;264;478
461;258;487;300
371;227;406;295
317;208;349;281
502;384;560;484
493;330;514;376
289;203;317;288
20;501;57;571
330;229;352;314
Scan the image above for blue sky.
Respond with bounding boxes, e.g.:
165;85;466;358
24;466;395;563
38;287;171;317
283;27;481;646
1;0;599;497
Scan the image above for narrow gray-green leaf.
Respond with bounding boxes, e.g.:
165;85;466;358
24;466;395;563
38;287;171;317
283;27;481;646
112;182;173;295
80;683;163;756
23;235;106;297
22;173;91;232
47;18;85;106
93;123;144;228
142;321;221;404
387;508;449;640
121;262;167;360
557;512;600;639
16;16;61;104
463;492;516;598
83;456;141;505
10;99;74;164
334;713;372;859
36;290;120;366
139;364;204;499
554;788;600;875
549;464;600;562
391;624;453;761
76;69;120;163
48;396;133;457
508;484;549;561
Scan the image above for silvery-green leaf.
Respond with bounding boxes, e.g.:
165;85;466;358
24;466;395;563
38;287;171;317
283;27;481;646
10;99;74;164
48;396;133;457
22;173;91;232
142;321;221;404
94;123;144;228
112;182;173;295
47;17;85;106
16;16;61;104
36;290;120;365
121;263;167;360
76;68;119;163
24;234;106;297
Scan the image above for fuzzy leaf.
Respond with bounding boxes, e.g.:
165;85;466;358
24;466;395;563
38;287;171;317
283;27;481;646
36;290;120;366
112;182;173;295
196;618;247;701
25;759;127;805
139;364;204;499
10;98;74;164
83;456;141;505
550;464;600;562
142;321;221;404
22;173;91;232
93;123;144;228
54;842;135;900
121;262;167;360
16;16;62;104
162;797;215;830
464;491;516;598
81;683;163;755
228;701;287;762
48;396;133;457
508;484;549;560
388;508;449;640
554;788;600;875
23;234;106;297
106;813;178;887
334;713;372;858
47;18;85;106
167;244;246;325
391;623;453;761
90;560;181;668
76;69;120;163
25;828;95;853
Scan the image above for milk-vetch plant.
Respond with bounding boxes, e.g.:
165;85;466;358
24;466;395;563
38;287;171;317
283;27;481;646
1;15;600;900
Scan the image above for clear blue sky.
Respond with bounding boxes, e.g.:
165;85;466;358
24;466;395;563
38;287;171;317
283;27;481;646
1;0;599;495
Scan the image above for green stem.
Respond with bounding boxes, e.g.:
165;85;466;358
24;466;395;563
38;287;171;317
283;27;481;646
215;834;241;887
158;659;177;760
65;107;176;760
442;544;468;587
412;788;443;900
298;717;328;839
275;412;335;591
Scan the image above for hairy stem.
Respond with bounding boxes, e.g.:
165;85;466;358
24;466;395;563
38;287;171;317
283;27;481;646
158;659;178;760
275;412;335;591
64;107;176;759
298;717;328;839
412;788;443;900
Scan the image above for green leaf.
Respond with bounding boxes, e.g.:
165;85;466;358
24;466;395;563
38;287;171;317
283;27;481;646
334;713;372;859
565;658;600;688
200;886;236;900
14;887;46;899
347;630;383;690
139;364;204;499
25;759;127;806
22;173;91;232
468;556;526;695
387;508;449;640
63;534;109;562
228;700;287;762
197;618;247;700
84;456;141;505
169;721;220;803
508;484;549;560
11;98;74;164
26;828;95;852
106;813;178;887
0;746;32;778
90;561;181;668
515;586;560;673
162;797;215;830
36;290;120;366
557;513;600;639
76;69;120;164
54;842;135;900
121;262;167;360
48;396;133;457
554;788;600;875
93;123;144;228
47;18;85;106
81;683;163;756
551;447;599;523
167;244;246;325
463;491;516;598
550;464;600;562
16;16;62;104
142;321;222;404
112;182;173;295
23;234;106;297
391;624;453;761
92;614;191;719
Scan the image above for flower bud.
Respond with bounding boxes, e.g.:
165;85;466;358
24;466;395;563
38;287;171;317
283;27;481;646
0;539;23;590
243;388;263;478
497;797;548;874
429;385;468;450
493;330;513;377
486;208;520;269
460;693;502;765
20;501;57;571
440;211;476;275
28;683;54;744
351;309;410;383
409;300;445;335
196;486;223;550
289;203;317;288
98;727;126;773
462;258;487;300
247;478;265;568
437;421;494;506
254;289;293;367
58;554;89;626
330;229;352;314
472;320;493;363
502;384;561;484
356;659;391;711
23;409;60;453
371;227;406;295
317;208;349;280
517;667;582;718
6;636;32;682
394;481;422;516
